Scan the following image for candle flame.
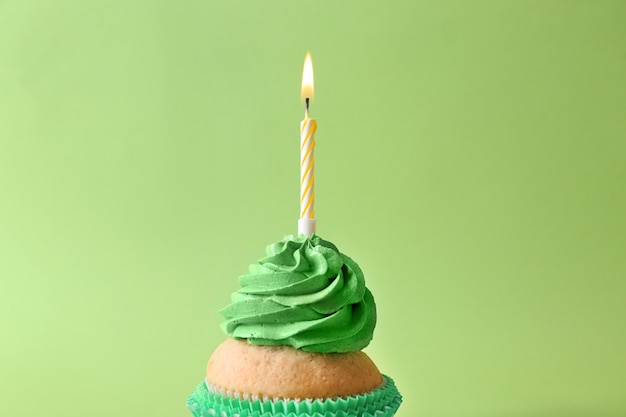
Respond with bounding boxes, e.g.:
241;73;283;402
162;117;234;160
301;52;314;101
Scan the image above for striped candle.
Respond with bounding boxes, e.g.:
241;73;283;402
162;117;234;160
298;52;317;237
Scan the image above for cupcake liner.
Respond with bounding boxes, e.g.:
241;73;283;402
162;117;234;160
187;375;402;417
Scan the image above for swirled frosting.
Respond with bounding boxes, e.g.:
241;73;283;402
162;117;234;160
220;235;376;353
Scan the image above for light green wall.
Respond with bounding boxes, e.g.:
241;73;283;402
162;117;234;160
1;1;624;416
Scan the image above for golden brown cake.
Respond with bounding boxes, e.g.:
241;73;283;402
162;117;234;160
207;338;383;400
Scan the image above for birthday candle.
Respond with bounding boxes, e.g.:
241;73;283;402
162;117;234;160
298;52;317;237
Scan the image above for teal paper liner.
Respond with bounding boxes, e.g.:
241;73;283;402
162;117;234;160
187;375;401;417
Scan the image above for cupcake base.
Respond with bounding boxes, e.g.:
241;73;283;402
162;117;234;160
207;338;384;400
187;375;402;417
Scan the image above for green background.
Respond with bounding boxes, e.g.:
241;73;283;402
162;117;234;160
1;1;625;416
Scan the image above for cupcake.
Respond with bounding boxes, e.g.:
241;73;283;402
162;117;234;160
187;234;402;417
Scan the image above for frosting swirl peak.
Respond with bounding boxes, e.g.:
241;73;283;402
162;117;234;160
220;235;376;353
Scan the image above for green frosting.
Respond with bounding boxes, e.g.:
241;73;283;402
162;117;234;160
220;235;376;353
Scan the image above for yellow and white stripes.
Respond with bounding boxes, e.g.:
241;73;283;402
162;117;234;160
299;117;317;236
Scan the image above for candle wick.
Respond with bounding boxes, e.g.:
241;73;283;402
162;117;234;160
305;97;310;118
